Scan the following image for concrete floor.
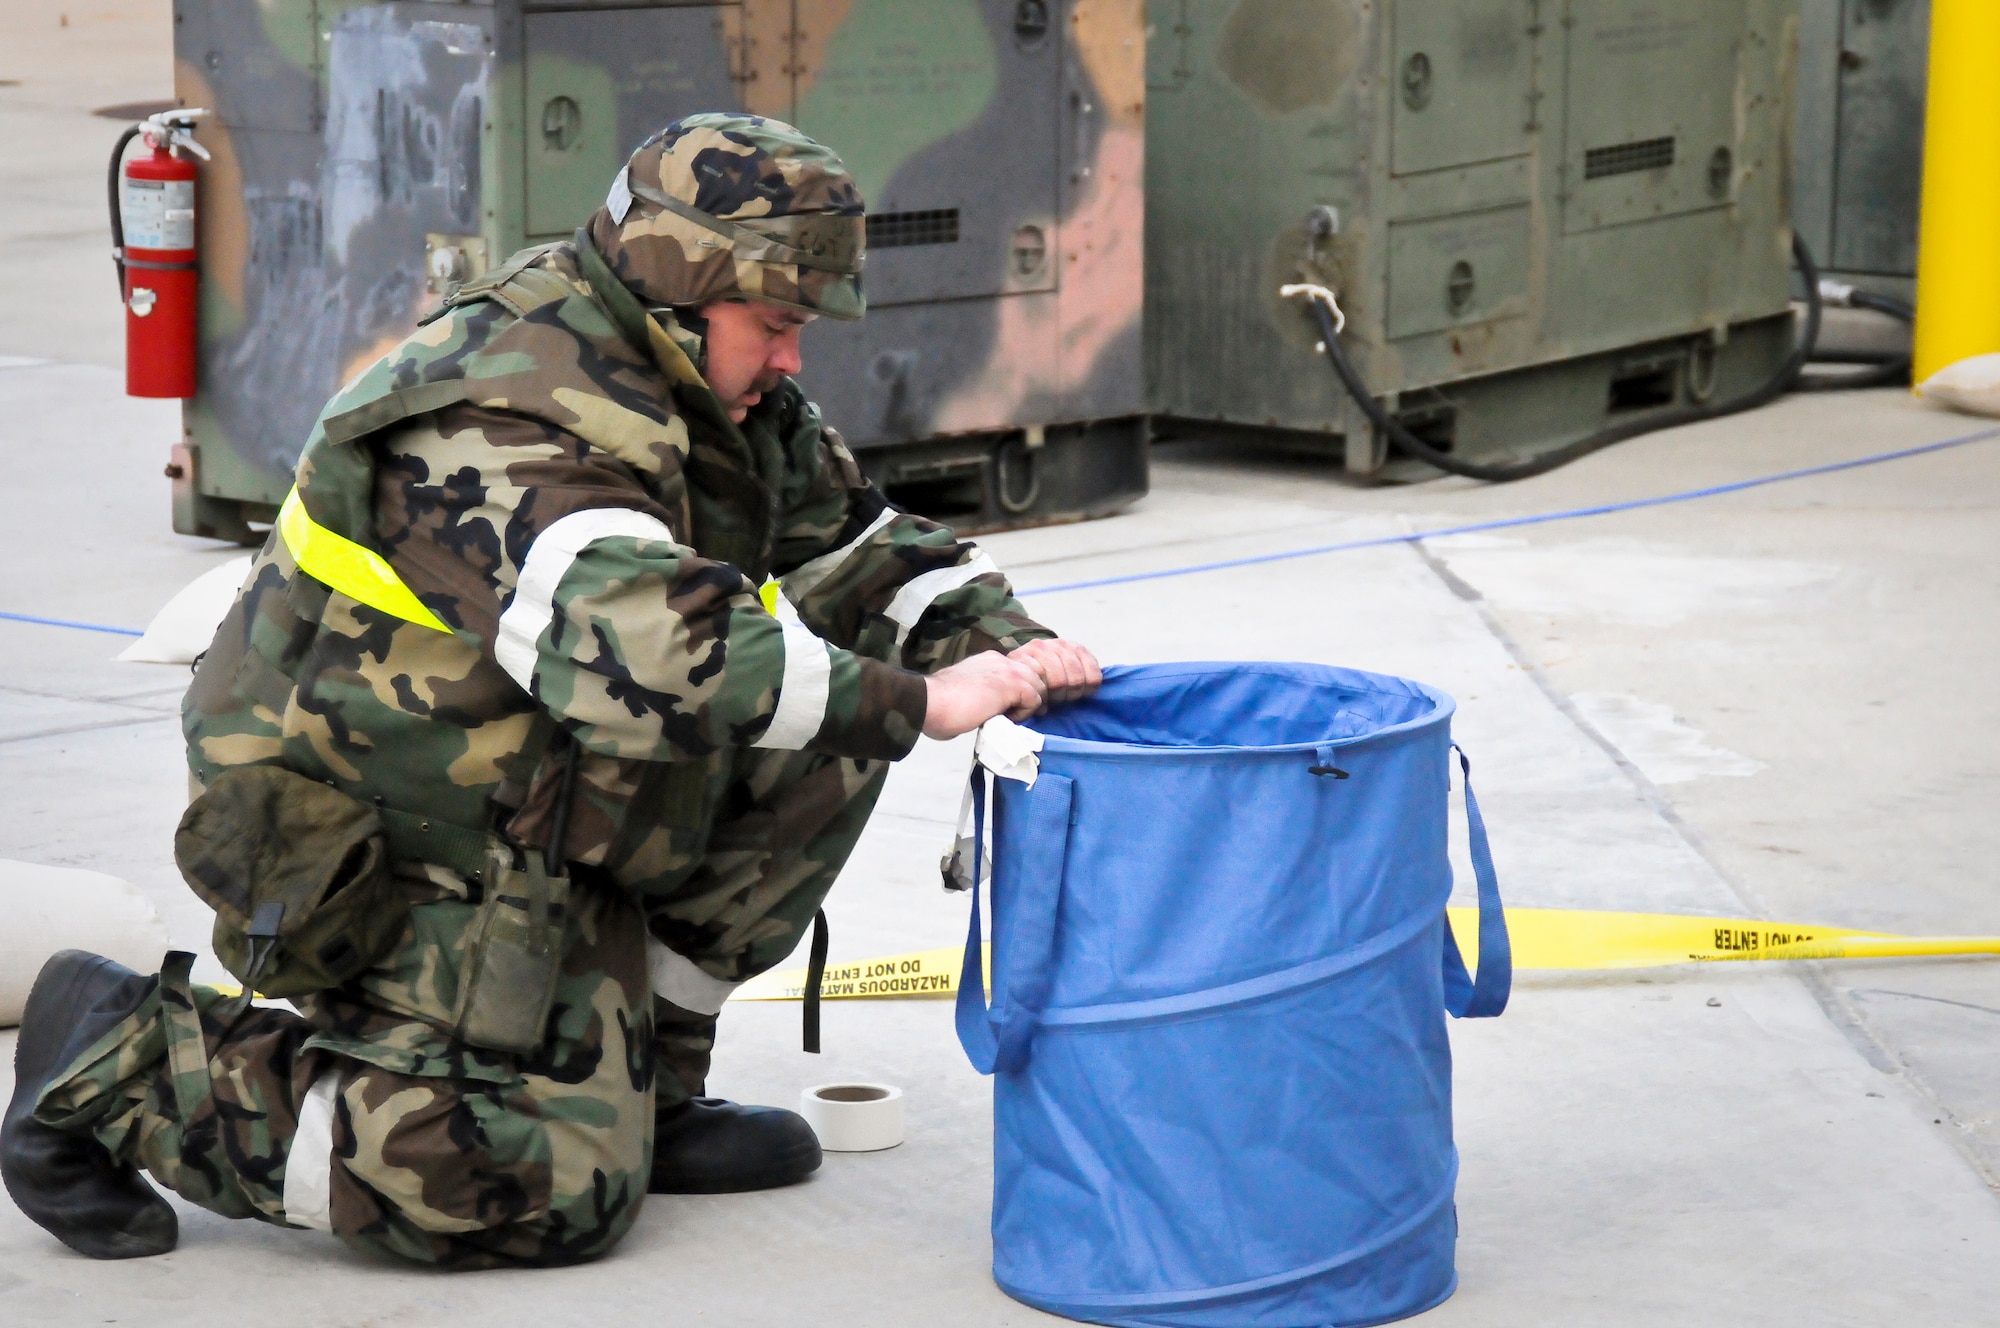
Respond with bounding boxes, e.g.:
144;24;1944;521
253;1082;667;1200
6;5;2000;1325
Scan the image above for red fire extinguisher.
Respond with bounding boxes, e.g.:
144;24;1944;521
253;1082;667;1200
110;109;210;399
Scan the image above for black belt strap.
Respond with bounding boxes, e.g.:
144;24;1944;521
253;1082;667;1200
803;909;829;1054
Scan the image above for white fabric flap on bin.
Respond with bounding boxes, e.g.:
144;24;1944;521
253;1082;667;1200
976;717;1043;787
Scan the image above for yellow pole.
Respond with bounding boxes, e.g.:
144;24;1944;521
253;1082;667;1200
1912;0;2000;382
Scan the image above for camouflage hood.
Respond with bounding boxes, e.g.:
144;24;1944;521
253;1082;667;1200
585;113;867;322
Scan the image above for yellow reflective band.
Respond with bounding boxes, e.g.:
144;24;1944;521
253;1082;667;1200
759;578;781;616
728;909;2000;1002
277;488;452;633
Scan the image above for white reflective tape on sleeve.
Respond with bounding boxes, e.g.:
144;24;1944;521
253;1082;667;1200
752;613;832;749
882;553;1000;650
282;1069;342;1232
782;507;897;602
647;936;742;1016
495;507;680;692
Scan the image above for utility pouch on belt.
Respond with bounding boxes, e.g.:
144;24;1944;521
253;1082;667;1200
174;765;409;997
450;840;570;1054
450;734;580;1055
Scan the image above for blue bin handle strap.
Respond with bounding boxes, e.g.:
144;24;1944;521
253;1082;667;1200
1441;744;1511;1018
956;767;1076;1074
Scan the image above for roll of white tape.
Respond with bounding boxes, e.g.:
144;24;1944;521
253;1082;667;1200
800;1082;904;1153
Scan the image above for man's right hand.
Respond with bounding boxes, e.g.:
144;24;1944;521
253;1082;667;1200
922;652;1049;740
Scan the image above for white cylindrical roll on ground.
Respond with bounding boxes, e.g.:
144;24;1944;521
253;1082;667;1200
800;1083;905;1152
0;861;171;1026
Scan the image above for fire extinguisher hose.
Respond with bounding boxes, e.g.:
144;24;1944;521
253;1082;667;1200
106;123;145;296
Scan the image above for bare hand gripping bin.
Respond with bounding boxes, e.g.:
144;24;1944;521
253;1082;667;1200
956;663;1510;1327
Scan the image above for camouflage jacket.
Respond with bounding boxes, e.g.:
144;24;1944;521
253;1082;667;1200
183;238;1049;1062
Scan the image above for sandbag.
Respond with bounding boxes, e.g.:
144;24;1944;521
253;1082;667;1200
117;555;252;664
1917;352;2000;418
0;860;171;1026
956;662;1510;1328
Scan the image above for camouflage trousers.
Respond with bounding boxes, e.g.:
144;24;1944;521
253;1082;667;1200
33;746;890;1268
623;745;892;1105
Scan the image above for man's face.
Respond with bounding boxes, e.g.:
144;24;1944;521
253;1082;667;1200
698;298;815;423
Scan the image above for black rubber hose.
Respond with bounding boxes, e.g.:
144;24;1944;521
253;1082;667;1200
106;122;144;296
1796;359;1911;391
1795;284;1915;390
1851;290;1915;323
1309;233;1825;483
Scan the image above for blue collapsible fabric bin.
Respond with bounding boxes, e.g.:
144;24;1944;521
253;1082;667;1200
955;662;1510;1328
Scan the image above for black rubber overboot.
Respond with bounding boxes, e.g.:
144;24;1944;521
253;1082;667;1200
2;950;178;1259
648;1097;823;1195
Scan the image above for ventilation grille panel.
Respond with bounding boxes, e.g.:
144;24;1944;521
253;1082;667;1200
866;209;960;249
1583;136;1677;180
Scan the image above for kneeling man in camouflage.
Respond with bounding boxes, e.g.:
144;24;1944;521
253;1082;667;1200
2;114;1097;1268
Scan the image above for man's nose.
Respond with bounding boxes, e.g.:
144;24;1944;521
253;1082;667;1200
769;333;804;378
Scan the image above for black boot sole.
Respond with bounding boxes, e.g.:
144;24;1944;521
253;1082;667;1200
649;1098;825;1195
2;950;178;1259
651;1135;824;1195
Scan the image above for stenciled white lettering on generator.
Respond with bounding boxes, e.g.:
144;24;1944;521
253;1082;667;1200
647;937;742;1016
495;506;681;693
883;553;999;650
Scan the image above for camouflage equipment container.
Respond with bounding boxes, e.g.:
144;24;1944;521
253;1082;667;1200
168;0;1146;540
1143;0;1801;476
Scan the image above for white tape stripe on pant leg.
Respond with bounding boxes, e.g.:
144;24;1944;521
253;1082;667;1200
648;937;742;1016
495;507;681;693
283;1069;342;1232
752;614;832;749
883;553;1000;651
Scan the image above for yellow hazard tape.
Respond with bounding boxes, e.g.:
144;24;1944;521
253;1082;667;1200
1479;908;2000;969
735;944;983;1002
729;909;2000;1002
278;488;452;633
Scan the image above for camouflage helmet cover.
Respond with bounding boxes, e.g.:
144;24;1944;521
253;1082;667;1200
587;113;867;321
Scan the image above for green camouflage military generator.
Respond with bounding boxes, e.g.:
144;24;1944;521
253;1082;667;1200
1142;0;1801;475
168;0;1147;539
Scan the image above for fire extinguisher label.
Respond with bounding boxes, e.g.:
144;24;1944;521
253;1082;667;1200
124;178;195;251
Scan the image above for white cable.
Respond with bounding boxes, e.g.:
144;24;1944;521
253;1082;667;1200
1279;282;1346;336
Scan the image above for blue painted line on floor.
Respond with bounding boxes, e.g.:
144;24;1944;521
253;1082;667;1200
0;610;145;637
6;426;1997;636
1017;426;2000;598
